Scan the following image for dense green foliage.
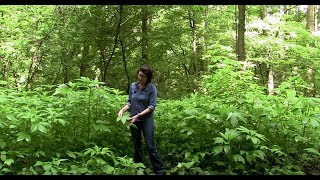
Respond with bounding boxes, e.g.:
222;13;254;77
0;65;320;175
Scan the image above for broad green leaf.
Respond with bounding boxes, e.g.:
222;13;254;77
286;90;296;99
304;148;320;156
214;161;226;166
212;146;224;156
16;132;31;142
185;161;195;168
43;164;52;172
0;139;7;149
224;145;230;154
67;151;77;159
185;152;191;159
38;124;48;133
57;119;67;126
253;150;266;160
250;137;260;144
1;154;7;161
6;115;17;121
0;168;11;173
187;129;194;136
35;161;43;166
233;154;245;164
310;118;319;128
4;159;14;166
102;165;114;174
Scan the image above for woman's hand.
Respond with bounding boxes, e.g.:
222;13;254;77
118;109;123;117
129;113;140;125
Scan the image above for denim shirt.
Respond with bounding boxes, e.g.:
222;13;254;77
126;82;157;121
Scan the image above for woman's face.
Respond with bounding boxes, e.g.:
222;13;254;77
137;71;147;85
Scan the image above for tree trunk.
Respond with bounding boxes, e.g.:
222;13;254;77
237;5;246;62
141;6;148;64
315;5;318;32
267;65;274;95
119;39;130;94
63;47;76;84
80;43;90;78
306;5;316;32
306;5;317;96
102;5;123;83
260;5;267;35
189;10;197;74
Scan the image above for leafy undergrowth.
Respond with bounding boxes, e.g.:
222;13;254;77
0;76;319;175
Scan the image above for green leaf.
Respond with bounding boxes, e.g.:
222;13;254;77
185;161;195;169
212;146;224;156
286;90;296;99
4;159;14;166
57;119;67;126
310;118;319;128
6;115;17;121
185;152;191;159
16;132;31;142
214;137;225;144
0;168;11;173
233;154;245;164
1;154;7;161
187;129;194;136
92;124;111;132
250;137;260;144
253;150;266;160
102;165;114;174
224;145;230;154
35;151;45;157
116;114;130;124
67;151;77;159
34;161;43;166
214;161;226;166
304;148;320;156
0;139;7;149
38;124;48;133
43;164;52;172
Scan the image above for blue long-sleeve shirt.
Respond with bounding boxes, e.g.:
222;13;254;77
126;81;157;121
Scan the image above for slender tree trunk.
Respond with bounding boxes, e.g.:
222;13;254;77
306;5;317;96
198;5;209;73
119;39;130;94
80;43;90;78
315;5;318;32
102;5;123;83
267;65;274;95
189;10;197;74
306;5;315;32
141;6;148;63
235;5;238;54
25;25;55;90
63;47;76;84
260;5;267;35
255;5;268;87
237;5;246;62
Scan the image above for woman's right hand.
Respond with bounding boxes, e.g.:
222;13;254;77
118;109;123;117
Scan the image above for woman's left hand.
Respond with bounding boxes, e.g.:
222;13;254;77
129;114;139;125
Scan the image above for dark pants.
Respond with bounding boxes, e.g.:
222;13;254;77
130;118;164;175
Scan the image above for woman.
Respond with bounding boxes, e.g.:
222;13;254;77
117;64;164;175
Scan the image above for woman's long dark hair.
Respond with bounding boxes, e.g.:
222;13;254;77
137;64;154;84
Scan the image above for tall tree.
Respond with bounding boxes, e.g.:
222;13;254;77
141;6;148;63
306;5;316;32
79;43;90;78
236;5;246;62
